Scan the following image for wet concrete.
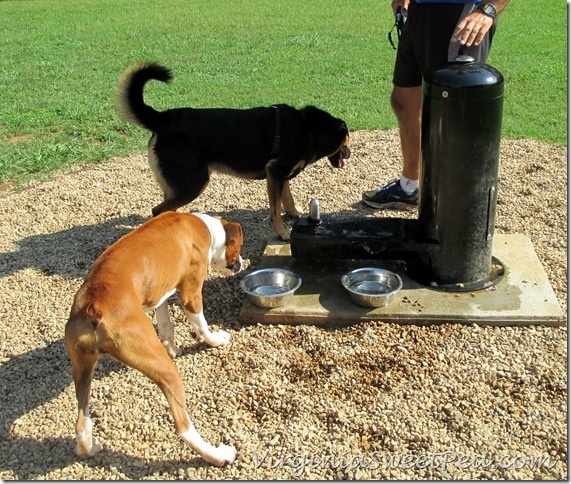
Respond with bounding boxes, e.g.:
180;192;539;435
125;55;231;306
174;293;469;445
239;234;565;327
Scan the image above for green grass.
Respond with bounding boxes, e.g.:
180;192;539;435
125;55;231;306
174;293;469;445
0;0;566;185
488;2;567;143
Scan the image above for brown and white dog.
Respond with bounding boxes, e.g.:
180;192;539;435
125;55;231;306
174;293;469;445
116;62;350;241
65;212;243;466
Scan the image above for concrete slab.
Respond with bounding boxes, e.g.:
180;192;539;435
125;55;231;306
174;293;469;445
239;234;565;327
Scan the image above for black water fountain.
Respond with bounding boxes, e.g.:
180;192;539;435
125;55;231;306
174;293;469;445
241;56;563;326
291;56;505;292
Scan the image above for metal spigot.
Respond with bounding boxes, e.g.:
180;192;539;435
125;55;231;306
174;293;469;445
308;198;321;224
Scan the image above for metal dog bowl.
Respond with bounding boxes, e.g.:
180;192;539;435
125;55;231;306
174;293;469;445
341;267;403;308
241;268;302;308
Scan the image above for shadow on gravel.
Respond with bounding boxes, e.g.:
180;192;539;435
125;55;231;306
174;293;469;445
0;214;148;280
0;204;374;284
0;338;225;479
0;207;277;281
0;208;271;479
0;339;111;478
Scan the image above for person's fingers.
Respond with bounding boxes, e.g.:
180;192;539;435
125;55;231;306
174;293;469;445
453;15;493;47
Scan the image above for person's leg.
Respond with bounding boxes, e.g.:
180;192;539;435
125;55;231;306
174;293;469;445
364;3;489;210
361;84;421;209
391;85;422;184
362;2;423;209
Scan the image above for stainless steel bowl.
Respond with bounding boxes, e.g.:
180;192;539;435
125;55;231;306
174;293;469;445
240;268;302;308
341;267;403;308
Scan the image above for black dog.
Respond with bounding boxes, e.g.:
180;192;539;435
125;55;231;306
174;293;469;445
116;62;350;240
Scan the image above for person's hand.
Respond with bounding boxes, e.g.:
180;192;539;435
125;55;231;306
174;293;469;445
452;10;494;47
391;0;410;16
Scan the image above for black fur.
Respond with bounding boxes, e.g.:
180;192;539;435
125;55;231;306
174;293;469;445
116;62;350;240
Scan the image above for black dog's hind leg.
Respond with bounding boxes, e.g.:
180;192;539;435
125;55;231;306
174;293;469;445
152;164;210;217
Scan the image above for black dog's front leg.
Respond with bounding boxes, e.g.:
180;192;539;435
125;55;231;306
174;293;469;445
281;179;301;218
266;164;290;241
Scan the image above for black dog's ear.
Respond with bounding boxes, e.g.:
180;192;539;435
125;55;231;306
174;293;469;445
301;105;335;128
301;105;323;119
337;121;349;133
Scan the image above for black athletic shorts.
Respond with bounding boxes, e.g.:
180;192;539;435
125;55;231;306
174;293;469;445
393;1;496;87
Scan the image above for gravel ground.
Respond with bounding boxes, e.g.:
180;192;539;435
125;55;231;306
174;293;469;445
0;130;566;480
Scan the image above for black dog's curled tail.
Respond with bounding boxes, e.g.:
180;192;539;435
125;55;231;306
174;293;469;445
115;62;172;132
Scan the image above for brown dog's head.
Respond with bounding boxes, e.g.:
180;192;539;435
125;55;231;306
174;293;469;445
193;213;244;275
301;106;351;168
221;219;244;275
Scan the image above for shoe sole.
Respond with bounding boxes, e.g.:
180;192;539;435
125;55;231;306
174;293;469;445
362;199;418;210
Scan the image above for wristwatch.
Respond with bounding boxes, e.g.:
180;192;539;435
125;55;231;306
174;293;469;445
476;3;497;19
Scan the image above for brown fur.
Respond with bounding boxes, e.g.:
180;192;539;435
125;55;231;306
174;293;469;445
65;212;243;466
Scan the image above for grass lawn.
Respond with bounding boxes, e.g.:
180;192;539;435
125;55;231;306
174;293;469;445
0;0;566;184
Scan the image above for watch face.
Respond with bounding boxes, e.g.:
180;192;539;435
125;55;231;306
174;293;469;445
482;4;497;17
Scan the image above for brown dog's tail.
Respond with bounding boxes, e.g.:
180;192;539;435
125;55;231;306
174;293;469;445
116;62;172;132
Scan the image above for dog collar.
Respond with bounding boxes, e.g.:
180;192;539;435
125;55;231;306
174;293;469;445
270;104;307;180
270;105;281;161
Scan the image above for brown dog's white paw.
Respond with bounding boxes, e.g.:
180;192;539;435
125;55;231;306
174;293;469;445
209;444;237;466
205;330;231;347
163;340;183;359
